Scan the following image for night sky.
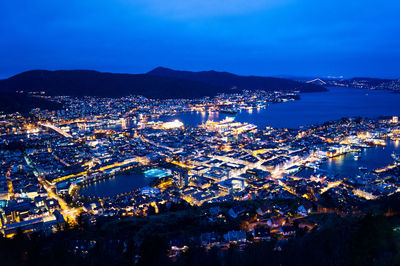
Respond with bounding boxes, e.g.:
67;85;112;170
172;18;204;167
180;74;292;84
1;0;399;78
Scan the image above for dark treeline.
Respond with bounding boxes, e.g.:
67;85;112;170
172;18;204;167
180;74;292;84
1;206;400;265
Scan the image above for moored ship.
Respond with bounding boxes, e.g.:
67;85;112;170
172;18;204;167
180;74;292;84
392;152;400;163
219;108;238;115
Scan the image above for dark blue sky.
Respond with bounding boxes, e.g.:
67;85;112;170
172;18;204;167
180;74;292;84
1;0;399;78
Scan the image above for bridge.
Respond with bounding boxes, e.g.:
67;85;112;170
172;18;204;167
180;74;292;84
39;123;73;138
306;78;327;85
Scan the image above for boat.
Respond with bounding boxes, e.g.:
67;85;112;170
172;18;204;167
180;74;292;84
392;152;400;163
354;155;360;160
358;166;368;171
219;109;238;115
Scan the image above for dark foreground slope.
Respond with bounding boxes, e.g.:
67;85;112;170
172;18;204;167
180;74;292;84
0;68;326;99
2;194;400;265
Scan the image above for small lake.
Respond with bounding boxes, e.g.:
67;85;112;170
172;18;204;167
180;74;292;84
79;172;149;197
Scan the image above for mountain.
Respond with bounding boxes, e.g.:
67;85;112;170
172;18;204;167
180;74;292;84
350;77;392;83
273;75;320;82
0;68;326;99
324;77;400;92
0;70;221;99
0;92;62;114
148;67;326;93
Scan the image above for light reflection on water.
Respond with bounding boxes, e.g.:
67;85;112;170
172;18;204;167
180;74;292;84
308;140;399;178
158;87;400;129
88;87;400;196
80;172;148;197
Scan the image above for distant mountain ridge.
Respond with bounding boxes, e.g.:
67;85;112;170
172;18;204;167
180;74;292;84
323;77;400;92
0;70;221;99
148;67;325;93
0;67;326;99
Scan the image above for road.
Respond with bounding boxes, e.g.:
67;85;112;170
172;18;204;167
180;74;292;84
6;164;14;199
39;123;73;138
37;176;81;225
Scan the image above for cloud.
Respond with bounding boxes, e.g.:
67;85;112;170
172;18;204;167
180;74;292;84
0;0;399;78
127;0;291;19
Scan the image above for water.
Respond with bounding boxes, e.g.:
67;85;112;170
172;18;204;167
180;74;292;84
297;140;400;178
79;172;149;197
159;87;400;128
82;87;400;197
321;141;399;176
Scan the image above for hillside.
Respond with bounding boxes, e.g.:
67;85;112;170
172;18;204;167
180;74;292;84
0;92;62;114
148;67;326;93
0;70;222;99
1;194;400;265
325;77;400;92
0;68;326;99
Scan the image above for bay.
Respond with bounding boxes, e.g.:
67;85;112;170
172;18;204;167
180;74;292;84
160;87;400;129
81;87;400;197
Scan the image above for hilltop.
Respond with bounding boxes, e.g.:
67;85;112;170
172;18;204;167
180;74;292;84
0;68;326;99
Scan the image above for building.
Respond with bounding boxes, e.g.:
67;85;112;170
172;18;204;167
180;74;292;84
172;168;189;188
